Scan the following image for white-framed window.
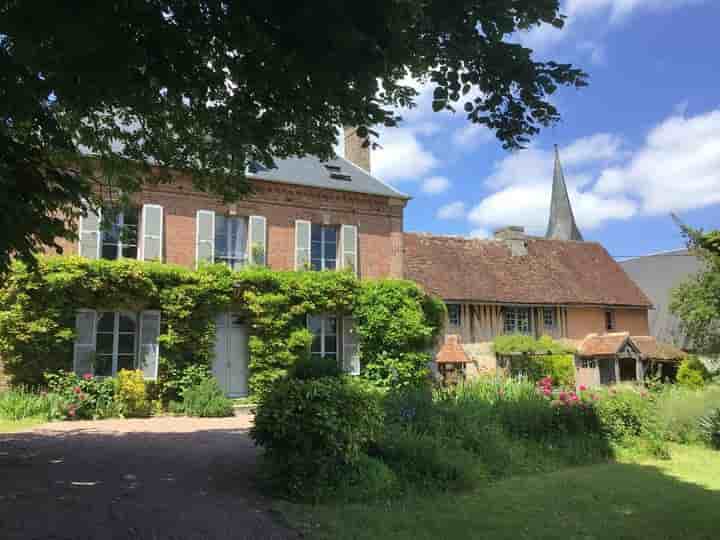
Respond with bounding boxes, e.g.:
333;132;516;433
101;207;139;260
95;311;138;376
447;304;461;326
215;215;248;269
73;309;160;379
605;310;616;331
311;224;338;271
543;308;556;330
504;307;530;334
308;314;338;361
580;358;598;369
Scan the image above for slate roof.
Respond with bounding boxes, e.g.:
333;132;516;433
247;155;409;199
403;233;652;307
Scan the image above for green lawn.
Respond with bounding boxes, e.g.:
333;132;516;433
0;417;45;433
278;445;720;540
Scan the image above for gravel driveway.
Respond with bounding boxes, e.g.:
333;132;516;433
0;415;298;540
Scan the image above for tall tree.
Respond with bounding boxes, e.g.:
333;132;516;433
1;1;587;271
671;223;720;355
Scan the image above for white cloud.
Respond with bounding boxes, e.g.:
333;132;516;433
595;108;720;214
467;107;720;236
372;126;439;183
452;123;494;148
437;201;466;220
468;228;491;239
566;0;706;22
421;176;451;195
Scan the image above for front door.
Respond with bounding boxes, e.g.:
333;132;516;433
213;312;249;397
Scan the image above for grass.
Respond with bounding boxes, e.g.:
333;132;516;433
278;444;720;540
0;417;45;433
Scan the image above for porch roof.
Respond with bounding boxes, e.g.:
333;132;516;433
403;233;652;308
632;336;686;362
436;335;471;364
577;332;632;357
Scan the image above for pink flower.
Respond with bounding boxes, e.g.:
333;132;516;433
543;388;552;396
73;386;81;394
68;409;76;417
579;385;587;392
83;373;93;380
570;394;579;402
559;392;568;402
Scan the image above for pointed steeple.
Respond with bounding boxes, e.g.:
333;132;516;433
546;145;583;241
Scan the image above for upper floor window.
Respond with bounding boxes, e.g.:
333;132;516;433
215;215;248;270
312;224;338;271
605;310;616;331
504;307;530;334
543;308;556;330
295;221;357;274
447;304;461;326
101;207;139;260
196;211;266;268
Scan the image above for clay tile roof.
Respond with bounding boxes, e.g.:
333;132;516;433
632;336;686;362
436;335;471;364
577;332;631;356
403;233;652;307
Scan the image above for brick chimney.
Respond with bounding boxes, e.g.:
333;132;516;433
343;126;371;172
493;226;528;256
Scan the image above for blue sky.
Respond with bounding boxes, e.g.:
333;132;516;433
364;0;719;259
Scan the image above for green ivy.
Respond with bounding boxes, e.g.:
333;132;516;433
492;334;575;355
0;257;442;397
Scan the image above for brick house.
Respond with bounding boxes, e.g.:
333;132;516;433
41;131;408;396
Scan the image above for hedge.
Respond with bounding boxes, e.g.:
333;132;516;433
0;256;443;397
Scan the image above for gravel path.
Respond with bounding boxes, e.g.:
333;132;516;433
0;415;298;540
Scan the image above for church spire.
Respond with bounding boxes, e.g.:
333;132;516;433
546;145;583;241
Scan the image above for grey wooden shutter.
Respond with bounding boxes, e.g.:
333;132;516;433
73;309;97;375
248;215;267;266
342;317;361;375
340;225;358;275
141;204;163;261
138;311;161;379
196;210;215;267
295;220;311;270
79;207;102;259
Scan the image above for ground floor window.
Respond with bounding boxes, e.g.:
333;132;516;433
307;315;360;374
447;303;461;326
95;311;137;376
579;358;598;369
504;307;530;334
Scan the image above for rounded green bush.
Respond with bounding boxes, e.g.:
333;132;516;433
251;376;384;499
677;356;711;389
176;378;234;417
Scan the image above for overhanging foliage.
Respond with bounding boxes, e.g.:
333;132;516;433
0;257;442;396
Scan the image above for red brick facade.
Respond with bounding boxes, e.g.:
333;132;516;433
51;174;407;279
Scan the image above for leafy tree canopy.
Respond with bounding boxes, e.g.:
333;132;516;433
1;1;586;271
670;222;720;355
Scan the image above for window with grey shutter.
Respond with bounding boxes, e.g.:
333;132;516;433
73;310;97;375
141;204;163;261
342;316;361;375
196;210;215;267
248;215;267;266
138;311;161;380
295;220;311;270
79;207;102;259
340;225;358;275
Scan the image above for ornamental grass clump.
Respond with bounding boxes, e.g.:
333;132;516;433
0;386;66;421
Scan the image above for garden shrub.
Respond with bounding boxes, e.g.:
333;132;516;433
677;355;711;389
335;454;400;502
698;408;720;449
175;378;234;417
374;426;487;491
115;369;151;417
655;384;720;443
162;363;213;402
594;386;656;443
291;354;342;380
45;371;117;419
251;376;384;499
493;334;573;355
0;387;66;421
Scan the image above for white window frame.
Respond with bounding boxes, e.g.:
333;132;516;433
307;314;340;362
95;311;138;376
340;224;358;275
447;304;462;326
543;308;556;330
580;358;598;369
214;214;249;269
311;224;339;271
78;205;102;259
140;204;163;261
101;207;140;261
504;307;530;334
